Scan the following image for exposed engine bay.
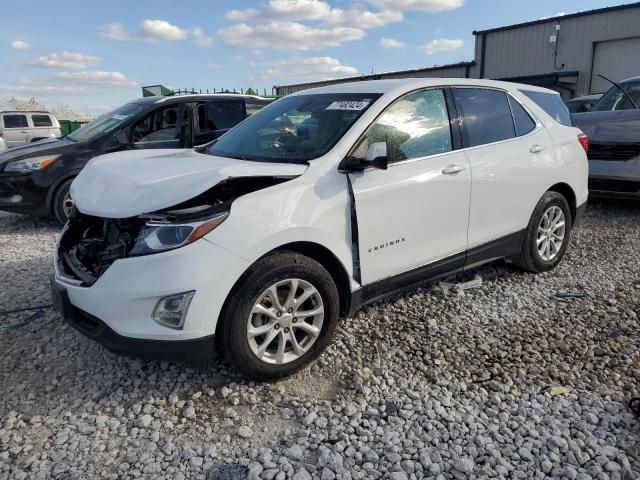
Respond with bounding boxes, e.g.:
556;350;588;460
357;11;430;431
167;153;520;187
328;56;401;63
57;176;291;286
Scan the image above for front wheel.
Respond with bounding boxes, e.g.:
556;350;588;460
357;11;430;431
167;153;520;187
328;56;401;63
52;178;74;224
220;251;340;381
512;191;572;273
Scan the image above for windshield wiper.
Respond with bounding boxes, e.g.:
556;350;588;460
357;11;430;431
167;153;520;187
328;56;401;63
598;74;639;110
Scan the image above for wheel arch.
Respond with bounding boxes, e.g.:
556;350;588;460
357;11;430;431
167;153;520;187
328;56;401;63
547;182;577;225
46;169;82;213
215;241;354;347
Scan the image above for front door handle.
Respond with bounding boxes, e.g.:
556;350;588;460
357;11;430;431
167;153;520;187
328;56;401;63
442;164;466;175
530;144;546;153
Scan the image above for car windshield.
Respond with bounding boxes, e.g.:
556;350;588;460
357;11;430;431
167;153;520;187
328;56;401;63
207;93;382;163
67;103;145;142
592;80;640;111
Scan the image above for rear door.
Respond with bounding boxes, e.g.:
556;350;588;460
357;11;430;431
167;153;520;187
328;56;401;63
2;114;30;146
194;99;246;145
349;88;471;285
30;114;56;140
129;104;193;149
453;87;556;253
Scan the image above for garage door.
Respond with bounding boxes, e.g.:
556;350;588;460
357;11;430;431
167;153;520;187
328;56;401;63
591;37;640;93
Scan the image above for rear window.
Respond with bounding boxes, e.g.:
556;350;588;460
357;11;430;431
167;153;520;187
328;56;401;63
31;114;53;127
521;90;571;126
3;114;28;129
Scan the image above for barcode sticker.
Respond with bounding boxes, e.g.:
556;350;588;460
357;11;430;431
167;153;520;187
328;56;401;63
326;101;370;111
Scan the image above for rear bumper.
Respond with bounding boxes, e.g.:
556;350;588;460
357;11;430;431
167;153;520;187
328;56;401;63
51;274;216;368
588;158;640;198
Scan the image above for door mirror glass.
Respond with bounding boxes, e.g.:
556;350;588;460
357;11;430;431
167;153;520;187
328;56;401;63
114;130;129;146
365;142;388;169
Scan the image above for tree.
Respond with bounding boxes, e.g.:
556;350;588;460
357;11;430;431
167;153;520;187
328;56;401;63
1;96;92;120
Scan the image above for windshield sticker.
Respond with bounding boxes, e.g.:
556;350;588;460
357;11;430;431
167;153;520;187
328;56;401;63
111;114;129;121
326;101;370;111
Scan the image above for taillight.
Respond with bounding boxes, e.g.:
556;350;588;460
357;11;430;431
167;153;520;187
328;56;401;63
578;133;589;153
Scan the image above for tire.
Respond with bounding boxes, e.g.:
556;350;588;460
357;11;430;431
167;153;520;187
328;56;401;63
512;191;572;273
52;178;74;224
219;251;340;381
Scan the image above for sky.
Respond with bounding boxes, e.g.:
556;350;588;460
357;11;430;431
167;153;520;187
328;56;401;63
0;0;626;116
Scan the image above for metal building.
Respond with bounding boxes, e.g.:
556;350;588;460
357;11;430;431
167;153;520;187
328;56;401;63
274;2;640;99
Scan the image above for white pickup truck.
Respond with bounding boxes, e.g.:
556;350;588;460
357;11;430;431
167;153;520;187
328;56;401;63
0;111;62;150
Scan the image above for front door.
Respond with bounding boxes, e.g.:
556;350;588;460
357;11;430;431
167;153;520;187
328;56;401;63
2;114;30;146
349;88;471;285
129;104;192;150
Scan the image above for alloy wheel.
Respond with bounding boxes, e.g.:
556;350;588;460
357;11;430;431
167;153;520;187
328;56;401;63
247;278;324;365
62;191;74;219
537;205;566;261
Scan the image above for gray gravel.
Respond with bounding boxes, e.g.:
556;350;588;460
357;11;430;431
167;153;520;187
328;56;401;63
1;200;639;480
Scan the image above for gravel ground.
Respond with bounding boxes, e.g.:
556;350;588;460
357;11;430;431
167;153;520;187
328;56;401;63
0;200;639;480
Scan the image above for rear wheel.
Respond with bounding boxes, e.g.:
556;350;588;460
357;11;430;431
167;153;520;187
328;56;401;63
219;251;340;381
512;191;572;273
52;179;74;224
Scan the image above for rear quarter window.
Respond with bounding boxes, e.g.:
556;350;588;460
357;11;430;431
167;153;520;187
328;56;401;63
521;90;571;126
31;114;53;127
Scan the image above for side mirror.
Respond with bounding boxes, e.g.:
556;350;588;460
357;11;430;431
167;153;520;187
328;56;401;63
346;142;388;171
114;131;129;146
365;142;388;170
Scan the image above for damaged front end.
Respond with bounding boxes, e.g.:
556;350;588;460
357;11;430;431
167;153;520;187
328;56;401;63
57;176;291;286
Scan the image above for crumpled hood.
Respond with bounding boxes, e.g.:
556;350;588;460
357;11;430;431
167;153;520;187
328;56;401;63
572;110;640;143
71;149;308;218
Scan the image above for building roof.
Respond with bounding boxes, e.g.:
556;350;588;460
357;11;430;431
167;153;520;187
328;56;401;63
274;62;475;91
473;1;640;35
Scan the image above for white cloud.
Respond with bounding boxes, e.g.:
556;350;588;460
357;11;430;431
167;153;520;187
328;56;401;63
141;19;188;41
219;21;365;50
10;40;31;50
380;37;405;49
53;71;137;87
421;38;463;54
100;19;188;42
256;56;358;81
192;27;214;47
205;63;222;69
226;0;402;29
28;52;100;69
368;0;464;11
99;23;133;41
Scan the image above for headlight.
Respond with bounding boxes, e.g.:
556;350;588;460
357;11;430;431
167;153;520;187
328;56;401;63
130;212;229;256
4;155;60;173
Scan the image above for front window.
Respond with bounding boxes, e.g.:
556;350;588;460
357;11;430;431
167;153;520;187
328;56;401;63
67;103;145;142
207;93;381;163
592;80;640;112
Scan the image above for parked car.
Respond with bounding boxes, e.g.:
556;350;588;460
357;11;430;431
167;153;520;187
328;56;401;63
0;94;271;223
51;79;588;380
572;75;640;198
0;137;6;152
0;111;61;147
566;94;602;113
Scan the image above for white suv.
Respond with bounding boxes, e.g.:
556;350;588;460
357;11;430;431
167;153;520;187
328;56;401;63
51;79;588;380
0;111;62;148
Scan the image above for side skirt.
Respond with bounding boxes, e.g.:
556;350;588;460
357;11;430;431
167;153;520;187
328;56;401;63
348;230;525;316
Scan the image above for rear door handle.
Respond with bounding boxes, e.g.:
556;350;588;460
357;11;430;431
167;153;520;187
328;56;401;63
530;144;546;153
442;164;466;175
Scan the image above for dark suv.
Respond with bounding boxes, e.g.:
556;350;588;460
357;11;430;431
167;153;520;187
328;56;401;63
0;94;271;222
